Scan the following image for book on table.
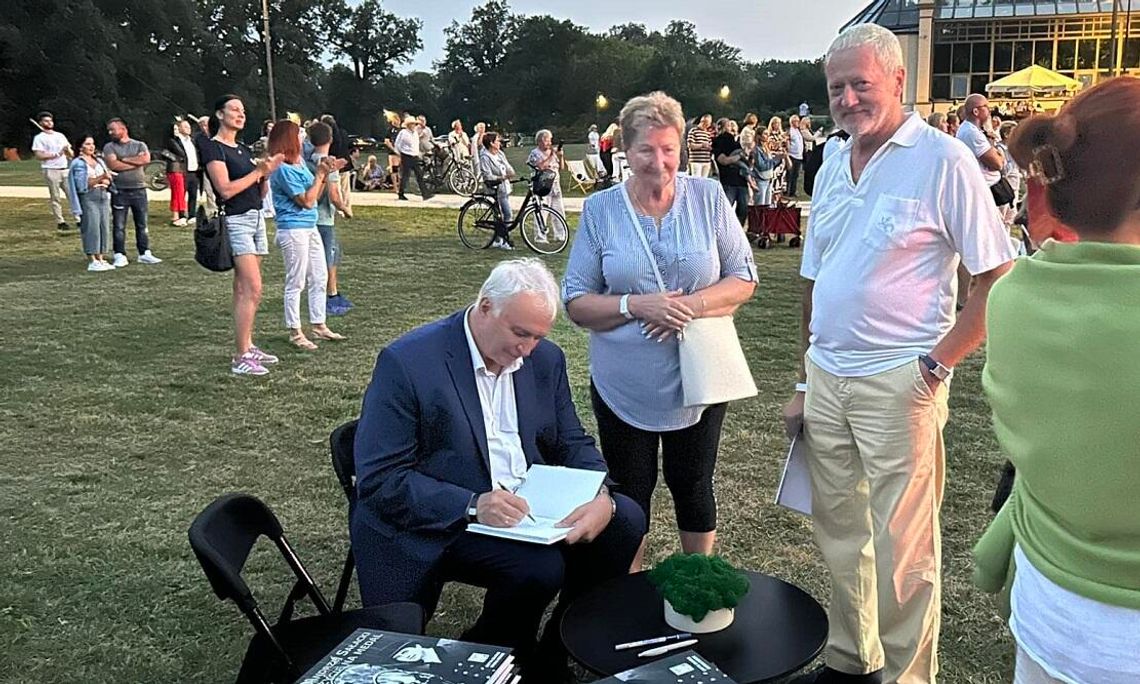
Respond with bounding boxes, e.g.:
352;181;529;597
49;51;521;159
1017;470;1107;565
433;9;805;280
596;650;739;683
294;628;519;684
466;464;607;544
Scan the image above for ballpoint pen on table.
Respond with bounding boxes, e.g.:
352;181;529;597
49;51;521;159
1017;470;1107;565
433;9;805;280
614;632;693;651
496;481;537;523
637;638;699;658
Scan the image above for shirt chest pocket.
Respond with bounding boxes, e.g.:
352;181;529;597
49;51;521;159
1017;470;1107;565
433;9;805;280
862;194;920;251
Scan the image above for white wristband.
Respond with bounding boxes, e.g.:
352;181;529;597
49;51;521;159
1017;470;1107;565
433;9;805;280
794;382;808;393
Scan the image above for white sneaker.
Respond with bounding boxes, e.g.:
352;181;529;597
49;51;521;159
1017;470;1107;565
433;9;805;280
138;250;162;265
172;218;187;227
87;261;103;272
112;253;129;268
533;232;549;244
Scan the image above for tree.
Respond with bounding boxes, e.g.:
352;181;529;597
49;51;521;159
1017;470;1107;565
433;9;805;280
318;0;422;82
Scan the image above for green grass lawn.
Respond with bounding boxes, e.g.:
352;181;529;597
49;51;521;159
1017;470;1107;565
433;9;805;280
0;158;49;186
0;199;1012;683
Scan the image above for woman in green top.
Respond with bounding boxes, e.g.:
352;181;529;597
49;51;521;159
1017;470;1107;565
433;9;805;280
974;76;1140;682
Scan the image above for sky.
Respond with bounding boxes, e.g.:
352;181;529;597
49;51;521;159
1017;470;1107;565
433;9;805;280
379;0;874;73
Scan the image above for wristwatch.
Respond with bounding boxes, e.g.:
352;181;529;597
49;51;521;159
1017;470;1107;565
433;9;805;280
919;354;952;382
619;294;634;320
466;493;480;523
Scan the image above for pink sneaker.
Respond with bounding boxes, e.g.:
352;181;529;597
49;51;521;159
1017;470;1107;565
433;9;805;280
231;352;269;376
249;345;279;364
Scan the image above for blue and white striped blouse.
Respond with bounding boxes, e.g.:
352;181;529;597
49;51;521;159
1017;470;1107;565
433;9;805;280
562;175;757;431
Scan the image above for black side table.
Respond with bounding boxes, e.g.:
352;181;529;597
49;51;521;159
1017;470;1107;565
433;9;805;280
560;570;827;683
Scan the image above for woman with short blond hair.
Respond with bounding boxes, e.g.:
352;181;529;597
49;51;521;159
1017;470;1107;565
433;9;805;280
563;91;757;570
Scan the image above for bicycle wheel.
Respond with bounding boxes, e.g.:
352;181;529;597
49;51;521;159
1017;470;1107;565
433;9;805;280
447;164;477;197
145;162;168;191
457;197;499;249
519;204;569;255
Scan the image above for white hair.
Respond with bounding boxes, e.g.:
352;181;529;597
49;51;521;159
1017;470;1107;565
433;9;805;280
619;91;685;148
535;129;552;143
825;23;903;75
476;258;560;319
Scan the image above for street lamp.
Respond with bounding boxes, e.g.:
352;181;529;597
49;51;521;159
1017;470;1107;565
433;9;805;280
596;94;609;111
719;85;731;101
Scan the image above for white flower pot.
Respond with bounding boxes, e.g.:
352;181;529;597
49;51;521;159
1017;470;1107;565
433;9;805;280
663;599;735;633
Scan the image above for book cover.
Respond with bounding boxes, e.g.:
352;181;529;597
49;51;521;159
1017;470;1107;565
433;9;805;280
596;651;739;683
295;628;515;684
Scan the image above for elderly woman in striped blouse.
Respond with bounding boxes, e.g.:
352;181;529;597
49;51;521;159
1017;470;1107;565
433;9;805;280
562;91;757;570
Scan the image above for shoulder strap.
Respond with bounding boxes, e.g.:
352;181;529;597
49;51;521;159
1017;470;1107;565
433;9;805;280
620;186;667;293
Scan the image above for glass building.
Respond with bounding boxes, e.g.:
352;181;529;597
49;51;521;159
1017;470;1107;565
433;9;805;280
843;0;1140;111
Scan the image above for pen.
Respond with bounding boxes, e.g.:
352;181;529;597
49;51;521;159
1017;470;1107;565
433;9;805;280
497;481;537;523
637;638;699;658
614;632;693;651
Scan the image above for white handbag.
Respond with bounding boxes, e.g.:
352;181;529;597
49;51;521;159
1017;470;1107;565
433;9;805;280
621;187;758;407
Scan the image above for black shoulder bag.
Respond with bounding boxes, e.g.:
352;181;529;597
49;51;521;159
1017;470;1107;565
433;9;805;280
193;140;235;272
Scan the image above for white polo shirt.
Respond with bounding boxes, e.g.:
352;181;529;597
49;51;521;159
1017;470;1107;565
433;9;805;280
801;112;1015;378
957;120;1001;186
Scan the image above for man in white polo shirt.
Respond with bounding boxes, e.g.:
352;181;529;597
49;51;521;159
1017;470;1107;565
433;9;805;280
31;111;76;231
784;24;1016;684
957;93;1006;201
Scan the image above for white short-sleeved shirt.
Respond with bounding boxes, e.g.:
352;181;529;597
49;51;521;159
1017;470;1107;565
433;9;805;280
956;120;1001;186
32;131;71;170
801;112;1016;378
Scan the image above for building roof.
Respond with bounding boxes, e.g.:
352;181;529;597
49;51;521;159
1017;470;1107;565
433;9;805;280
844;0;1123;33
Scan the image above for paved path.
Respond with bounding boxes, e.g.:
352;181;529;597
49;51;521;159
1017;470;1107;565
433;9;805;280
0;185;810;216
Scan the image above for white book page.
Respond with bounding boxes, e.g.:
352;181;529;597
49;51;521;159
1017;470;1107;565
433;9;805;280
775;435;812;516
513;464;606;521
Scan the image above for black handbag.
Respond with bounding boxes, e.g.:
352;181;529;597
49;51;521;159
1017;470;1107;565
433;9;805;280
990;177;1015;207
193;205;233;272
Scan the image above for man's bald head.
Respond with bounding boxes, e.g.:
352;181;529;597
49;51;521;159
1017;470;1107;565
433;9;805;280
964;93;991;125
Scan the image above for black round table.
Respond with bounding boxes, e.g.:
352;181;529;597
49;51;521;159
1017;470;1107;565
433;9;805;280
560;570;827;683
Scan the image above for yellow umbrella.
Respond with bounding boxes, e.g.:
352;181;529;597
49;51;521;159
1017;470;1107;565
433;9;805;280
986;65;1083;97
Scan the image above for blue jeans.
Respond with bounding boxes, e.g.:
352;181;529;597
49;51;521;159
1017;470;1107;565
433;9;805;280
111;187;150;255
79;190;111;255
721;183;749;226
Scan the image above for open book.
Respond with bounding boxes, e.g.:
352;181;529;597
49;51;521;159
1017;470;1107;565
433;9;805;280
467;465;607;544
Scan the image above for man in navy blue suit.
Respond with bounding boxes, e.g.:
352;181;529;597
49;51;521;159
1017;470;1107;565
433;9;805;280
352;258;646;682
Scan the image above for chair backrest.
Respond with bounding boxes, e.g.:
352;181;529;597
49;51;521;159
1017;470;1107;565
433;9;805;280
329;419;359;503
568;159;590;182
188;493;331;620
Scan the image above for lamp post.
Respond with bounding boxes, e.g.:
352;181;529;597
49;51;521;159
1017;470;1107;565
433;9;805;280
261;0;278;121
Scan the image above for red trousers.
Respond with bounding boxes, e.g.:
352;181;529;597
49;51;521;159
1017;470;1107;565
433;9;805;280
167;172;186;213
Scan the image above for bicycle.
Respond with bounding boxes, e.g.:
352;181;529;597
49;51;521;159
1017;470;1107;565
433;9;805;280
421;144;478;197
457;167;569;255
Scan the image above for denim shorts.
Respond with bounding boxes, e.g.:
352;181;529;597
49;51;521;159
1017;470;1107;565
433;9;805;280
226;209;268;256
317;224;340;266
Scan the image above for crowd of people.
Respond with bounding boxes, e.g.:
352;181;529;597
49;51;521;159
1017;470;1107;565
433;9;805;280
23;17;1140;684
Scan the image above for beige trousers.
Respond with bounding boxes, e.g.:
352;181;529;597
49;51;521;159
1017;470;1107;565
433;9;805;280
803;357;949;684
44;168;74;223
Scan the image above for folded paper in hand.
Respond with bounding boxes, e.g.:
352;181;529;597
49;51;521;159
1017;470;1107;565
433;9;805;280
775;435;812;516
467;465;607;544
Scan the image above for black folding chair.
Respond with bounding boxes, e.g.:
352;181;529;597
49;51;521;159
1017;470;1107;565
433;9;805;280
328;419;359;613
188;493;423;683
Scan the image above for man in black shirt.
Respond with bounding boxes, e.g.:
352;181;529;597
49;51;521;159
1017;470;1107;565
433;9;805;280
711;118;749;226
